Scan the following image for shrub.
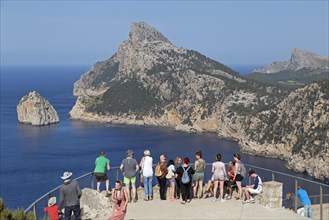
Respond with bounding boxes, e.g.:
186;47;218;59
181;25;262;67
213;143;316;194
0;197;35;220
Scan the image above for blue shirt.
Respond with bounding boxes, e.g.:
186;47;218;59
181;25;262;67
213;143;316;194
297;188;311;205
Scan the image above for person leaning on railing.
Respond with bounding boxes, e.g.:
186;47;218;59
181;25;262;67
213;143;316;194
297;186;312;218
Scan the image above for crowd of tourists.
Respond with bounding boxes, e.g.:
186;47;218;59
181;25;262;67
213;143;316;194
43;150;313;220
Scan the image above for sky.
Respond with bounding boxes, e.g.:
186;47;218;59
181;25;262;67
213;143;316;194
1;0;328;67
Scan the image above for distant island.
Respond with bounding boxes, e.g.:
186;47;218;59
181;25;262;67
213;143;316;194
248;48;329;86
70;22;329;180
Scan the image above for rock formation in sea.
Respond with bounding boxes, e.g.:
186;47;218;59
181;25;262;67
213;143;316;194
70;22;329;179
17;91;60;126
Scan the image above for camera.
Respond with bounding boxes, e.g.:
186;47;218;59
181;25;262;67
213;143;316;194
117;199;122;206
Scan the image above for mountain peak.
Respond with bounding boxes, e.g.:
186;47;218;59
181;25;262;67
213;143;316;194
128;22;171;44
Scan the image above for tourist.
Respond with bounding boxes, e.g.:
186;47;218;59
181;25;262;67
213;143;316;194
120;150;139;203
108;180;128;220
212;153;226;202
242;170;262;204
224;161;236;199
203;174;214;198
193;151;206;199
297;186;312;218
175;157;195;205
139;150;153;201
58;172;82;220
166;159;176;200
94;151;111;192
155;155;168;200
174;157;182;199
43;197;59;220
233;153;244;200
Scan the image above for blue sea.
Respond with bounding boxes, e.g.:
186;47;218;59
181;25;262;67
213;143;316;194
0;66;326;210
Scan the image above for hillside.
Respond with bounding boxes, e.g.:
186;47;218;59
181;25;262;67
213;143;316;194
70;22;329;179
248;49;329;87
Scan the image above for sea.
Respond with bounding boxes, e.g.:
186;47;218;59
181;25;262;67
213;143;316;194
0;65;327;210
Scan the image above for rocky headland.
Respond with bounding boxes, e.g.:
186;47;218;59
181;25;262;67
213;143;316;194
249;49;329;86
17;91;60;126
253;48;329;74
70;22;329;179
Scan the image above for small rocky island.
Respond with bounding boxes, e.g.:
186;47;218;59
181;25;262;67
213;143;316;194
17;91;60;126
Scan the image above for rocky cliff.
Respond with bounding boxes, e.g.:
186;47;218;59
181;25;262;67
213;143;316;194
70;22;329;179
17;91;60;126
253;48;329;74
249;49;329;86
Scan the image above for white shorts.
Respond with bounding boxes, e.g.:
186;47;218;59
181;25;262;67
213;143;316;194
248;188;262;194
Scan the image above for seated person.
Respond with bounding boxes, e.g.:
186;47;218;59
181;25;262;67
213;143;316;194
224;161;236;199
203;174;214;198
243;170;262;204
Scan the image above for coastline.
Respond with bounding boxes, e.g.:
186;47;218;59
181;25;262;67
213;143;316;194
69;113;326;182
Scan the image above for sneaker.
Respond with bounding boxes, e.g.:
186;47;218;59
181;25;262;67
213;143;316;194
227;196;231;199
213;198;217;202
250;199;255;204
242;200;250;204
220;199;226;203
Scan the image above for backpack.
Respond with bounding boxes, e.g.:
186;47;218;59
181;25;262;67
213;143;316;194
155;163;163;177
240;162;247;178
181;166;191;184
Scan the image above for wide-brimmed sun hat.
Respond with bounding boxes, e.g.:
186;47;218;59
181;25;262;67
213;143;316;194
61;171;73;180
48;197;56;206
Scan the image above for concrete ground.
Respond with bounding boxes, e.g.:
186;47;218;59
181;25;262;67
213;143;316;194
124;197;307;220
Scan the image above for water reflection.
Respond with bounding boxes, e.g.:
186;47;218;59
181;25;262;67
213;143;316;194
17;122;59;138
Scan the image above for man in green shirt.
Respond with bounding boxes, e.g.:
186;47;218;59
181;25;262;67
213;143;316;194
94;151;110;192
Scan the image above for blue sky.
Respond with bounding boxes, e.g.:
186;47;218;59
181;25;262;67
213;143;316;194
1;1;328;66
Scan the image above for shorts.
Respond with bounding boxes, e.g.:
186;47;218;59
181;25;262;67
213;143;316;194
124;176;136;184
168;177;176;183
193;173;205;181
213;174;225;181
94;173;108;182
225;181;237;188
248;188;262;194
235;174;243;182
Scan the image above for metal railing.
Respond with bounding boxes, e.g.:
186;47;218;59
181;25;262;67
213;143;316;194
25;163;329;220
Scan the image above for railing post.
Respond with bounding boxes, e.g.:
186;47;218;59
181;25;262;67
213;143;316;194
294;179;298;213
320;185;323;220
272;172;275;181
91;172;94;189
33;204;37;220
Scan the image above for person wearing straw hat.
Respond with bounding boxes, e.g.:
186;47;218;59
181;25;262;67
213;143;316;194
43;197;59;220
59;171;82;220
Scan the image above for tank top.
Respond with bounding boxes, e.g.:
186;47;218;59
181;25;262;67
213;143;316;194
236;161;242;174
195;159;205;173
213;161;225;176
142;156;153;177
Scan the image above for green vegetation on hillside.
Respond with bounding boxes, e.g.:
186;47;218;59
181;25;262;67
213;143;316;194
247;68;329;88
0;198;35;220
86;78;162;116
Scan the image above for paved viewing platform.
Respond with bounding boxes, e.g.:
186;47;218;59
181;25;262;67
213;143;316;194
124;198;307;220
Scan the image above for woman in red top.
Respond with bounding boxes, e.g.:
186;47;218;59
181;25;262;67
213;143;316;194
43;197;59;220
